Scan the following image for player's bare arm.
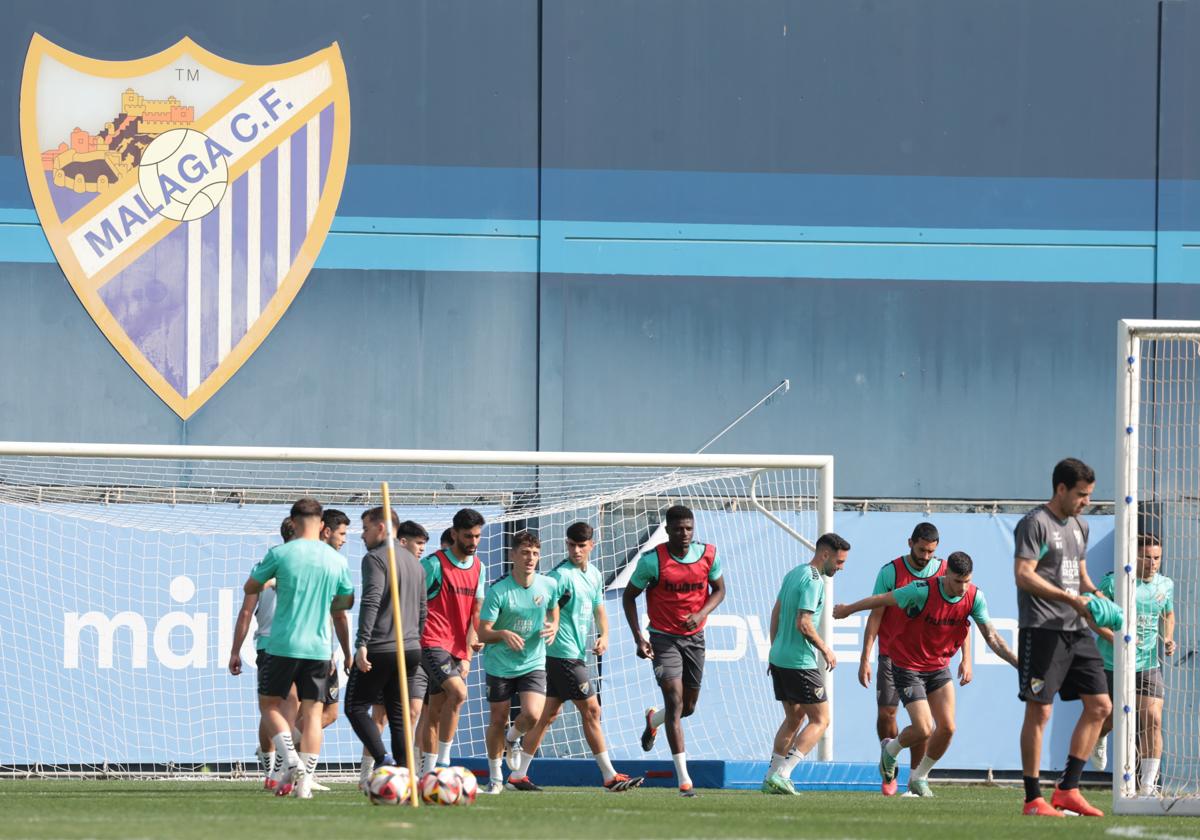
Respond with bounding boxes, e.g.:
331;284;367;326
796;609;835;670
958;627;973;686
1164;609;1176;656
833;591;899;619
478;619;524;651
978;621;1019;668
768;598;781;645
593;604;609;656
541;604;560;645
622;582;653;659
1013;557;1089;616
228;590;259;675
858;606;884;688
683;574;725;632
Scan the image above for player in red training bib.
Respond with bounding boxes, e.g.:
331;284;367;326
622;504;726;797
835;551;1017;797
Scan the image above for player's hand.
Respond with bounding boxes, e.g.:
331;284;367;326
832;604;851;620
471;640;485;654
682;613;702;632
540;621;558;645
1070;594;1092;618
635;637;654;660
958;661;973;686
501;630;525;652
1165;639;1177;656
355;647;372;673
461;658;471;677
858;657;871;688
822;648;837;671
228;653;242;676
594;635;608;656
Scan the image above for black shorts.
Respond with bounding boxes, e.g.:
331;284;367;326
256;649;273;696
546;657;595;701
486;670;547;703
891;663;952;705
770;665;827;705
407;659;429;701
876;654;900;708
1019;628;1109;703
421;647;464;695
1105;667;1166;700
650;631;706;689
322;660;340;706
263;655;331;702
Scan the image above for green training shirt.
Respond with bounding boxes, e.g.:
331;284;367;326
250;539;354;660
481;573;561;677
768;564;826;670
546;560;604;661
1096;572;1174;671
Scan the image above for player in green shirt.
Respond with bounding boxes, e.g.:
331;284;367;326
477;530;561;793
513;522;644;791
243;497;355;799
762;533;850;795
1091;534;1175;795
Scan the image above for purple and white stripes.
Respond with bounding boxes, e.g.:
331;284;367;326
99;104;335;399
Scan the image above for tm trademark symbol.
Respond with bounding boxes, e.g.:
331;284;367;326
174;68;200;81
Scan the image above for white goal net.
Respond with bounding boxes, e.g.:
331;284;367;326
0;443;831;777
1114;320;1200;814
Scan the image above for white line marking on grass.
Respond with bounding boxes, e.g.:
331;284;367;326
1108;827;1200;840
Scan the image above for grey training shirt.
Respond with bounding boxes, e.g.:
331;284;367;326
1014;504;1089;631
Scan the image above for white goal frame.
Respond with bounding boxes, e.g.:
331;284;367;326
1114;319;1200;814
0;441;835;766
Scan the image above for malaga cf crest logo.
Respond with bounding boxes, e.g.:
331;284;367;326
20;34;350;418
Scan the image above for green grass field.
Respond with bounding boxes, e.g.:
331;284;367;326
3;781;1200;840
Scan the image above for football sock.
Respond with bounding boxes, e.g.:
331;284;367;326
1141;758;1161;791
489;757;503;784
420;752;438;775
272;731;299;769
885;738;903;758
1059;755;1086;791
517;751;534;776
1023;775;1042;803
911;756;937;781
437;740;453;766
358;755;375;787
505;724;520;744
781;749;804;775
650;708;667;729
673;752;692;788
595;751;617;783
298;751;318;778
260;749;276;776
767;752;786;777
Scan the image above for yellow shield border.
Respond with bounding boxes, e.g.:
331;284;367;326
20;34;351;420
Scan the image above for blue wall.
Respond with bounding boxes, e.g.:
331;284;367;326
0;0;1195;498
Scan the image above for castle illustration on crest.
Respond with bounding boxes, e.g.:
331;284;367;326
41;88;195;197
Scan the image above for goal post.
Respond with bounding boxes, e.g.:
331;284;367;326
1114;319;1200;814
0;442;833;777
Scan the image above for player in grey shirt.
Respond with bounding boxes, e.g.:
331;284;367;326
1013;458;1110;818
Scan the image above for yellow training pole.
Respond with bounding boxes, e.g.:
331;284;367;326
381;482;420;807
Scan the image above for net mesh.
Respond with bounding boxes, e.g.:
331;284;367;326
0;452;824;777
1117;334;1200;804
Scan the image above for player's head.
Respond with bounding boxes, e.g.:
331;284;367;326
397;520;430;559
944;551;973;596
1137;533;1162;580
440;528;453;550
664;504;694;552
566;521;595;567
908;522;940;564
814;532;850;576
510;529;541;575
451;508;485;556
279;516;296;543
289;497;323;536
361;506;401;551
321;508;350;551
1051;458;1095;515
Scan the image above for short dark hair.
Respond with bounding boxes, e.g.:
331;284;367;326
665;504;694;524
511;529;541;551
1138;533;1162;549
816;532;850;552
566;521;594;542
1053;458;1095;492
290;497;322;520
280;517;295;542
453;508;485;530
910;522;940;544
947;551;973;576
397;520;429;541
362;506;401;531
440;528;453;547
322;509;350;530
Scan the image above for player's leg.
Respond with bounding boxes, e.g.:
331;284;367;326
308;662;339;791
346;655;393;767
907;676;955;797
764;665;805;794
506;681;547;790
874;655;902;796
261;656;303;795
255;651;279;790
673;633;705;796
382;652;419;773
521;696;564;760
420;690;446;774
425;648;467;769
1050;634;1110;816
1092;669;1115;770
482;675;515;794
1136;668;1165;794
1018;628;1066;816
574;694;641;790
291;660;332;798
